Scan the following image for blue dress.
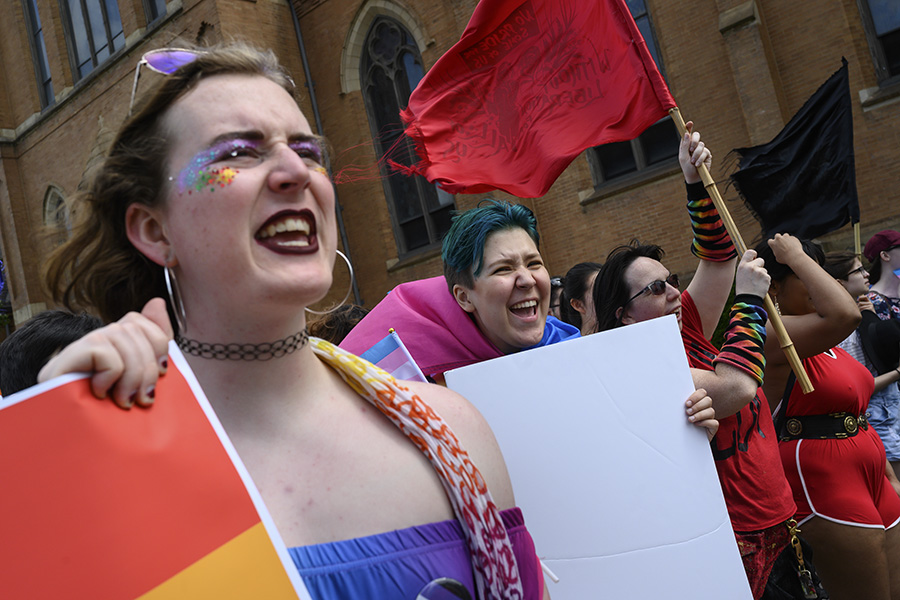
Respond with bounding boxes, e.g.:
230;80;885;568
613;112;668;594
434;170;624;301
290;507;543;599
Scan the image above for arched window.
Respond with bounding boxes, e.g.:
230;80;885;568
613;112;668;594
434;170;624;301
43;187;71;246
361;16;455;255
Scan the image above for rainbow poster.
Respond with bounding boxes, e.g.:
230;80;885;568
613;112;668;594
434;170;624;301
0;343;311;599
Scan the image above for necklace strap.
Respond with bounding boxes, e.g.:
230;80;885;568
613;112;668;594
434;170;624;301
176;328;309;361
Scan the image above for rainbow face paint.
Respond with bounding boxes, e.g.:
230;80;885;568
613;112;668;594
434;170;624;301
174;137;327;195
175;138;255;195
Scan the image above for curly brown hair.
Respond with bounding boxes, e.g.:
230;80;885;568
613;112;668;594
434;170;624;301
44;43;295;326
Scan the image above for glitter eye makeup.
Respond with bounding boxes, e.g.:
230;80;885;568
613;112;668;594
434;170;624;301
289;139;324;166
175;139;259;194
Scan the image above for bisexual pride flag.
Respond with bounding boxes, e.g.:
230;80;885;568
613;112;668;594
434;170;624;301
360;329;428;382
0;343;311;599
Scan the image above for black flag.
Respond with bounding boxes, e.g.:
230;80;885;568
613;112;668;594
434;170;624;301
730;58;859;239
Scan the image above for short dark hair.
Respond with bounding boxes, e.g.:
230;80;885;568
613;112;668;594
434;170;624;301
594;242;665;333
823;250;859;281
753;236;824;283
0;310;102;395
441;200;539;292
559;262;602;330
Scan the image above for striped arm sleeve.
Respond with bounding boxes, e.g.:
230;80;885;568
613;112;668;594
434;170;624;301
714;294;767;386
687;181;737;262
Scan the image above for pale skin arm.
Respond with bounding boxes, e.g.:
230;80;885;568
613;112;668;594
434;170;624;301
873;366;900;395
37;298;173;408
680;122;738;339
688;251;771;418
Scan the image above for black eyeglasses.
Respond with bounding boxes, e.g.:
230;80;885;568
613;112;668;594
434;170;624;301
622;273;679;308
847;265;868;277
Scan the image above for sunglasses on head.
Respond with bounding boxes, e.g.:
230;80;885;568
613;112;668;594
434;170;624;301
129;48;204;115
550;277;563;288
623;273;679;308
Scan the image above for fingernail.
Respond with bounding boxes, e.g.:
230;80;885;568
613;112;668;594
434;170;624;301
124;391;136;409
159;356;168;372
146;386;156;401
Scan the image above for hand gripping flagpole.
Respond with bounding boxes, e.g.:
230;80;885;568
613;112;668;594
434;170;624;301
669;107;814;394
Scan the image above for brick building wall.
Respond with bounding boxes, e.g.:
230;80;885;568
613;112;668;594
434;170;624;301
0;0;898;328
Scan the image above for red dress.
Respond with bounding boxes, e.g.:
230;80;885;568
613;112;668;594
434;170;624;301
779;348;900;528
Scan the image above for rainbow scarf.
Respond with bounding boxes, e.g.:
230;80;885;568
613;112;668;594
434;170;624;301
312;338;524;599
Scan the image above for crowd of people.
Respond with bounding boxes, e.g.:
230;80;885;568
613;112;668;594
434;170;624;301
2;41;900;600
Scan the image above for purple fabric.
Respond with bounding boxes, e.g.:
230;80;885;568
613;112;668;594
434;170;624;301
289;507;543;600
340;276;579;377
340;276;502;376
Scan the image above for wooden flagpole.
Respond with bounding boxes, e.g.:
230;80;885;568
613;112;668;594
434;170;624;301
854;222;862;257
669;107;814;393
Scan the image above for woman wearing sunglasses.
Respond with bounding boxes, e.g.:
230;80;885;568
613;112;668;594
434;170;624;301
38;43;549;600
593;128;799;599
757;235;900;600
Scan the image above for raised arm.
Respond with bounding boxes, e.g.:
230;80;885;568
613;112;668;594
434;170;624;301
689;251;771;417
680;123;738;338
763;234;861;365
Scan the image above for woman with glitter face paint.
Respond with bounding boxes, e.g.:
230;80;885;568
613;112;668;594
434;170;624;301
39;43;575;600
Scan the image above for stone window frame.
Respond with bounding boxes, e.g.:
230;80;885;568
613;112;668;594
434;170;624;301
43;186;71;246
58;0;126;81
584;0;680;197
22;0;55;109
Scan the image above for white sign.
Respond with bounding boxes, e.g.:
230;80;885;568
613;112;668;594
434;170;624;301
446;316;752;599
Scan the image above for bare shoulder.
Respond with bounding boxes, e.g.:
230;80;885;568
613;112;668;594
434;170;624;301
404;380;516;509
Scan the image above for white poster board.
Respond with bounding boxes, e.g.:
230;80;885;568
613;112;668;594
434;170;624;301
445;316;752;599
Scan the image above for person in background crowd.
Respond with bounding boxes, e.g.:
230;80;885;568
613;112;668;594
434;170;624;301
758;234;900;600
594;126;797;599
558;261;602;335
0;310;102;395
306;304;369;345
865;230;900;322
826;251;900;479
548;276;564;320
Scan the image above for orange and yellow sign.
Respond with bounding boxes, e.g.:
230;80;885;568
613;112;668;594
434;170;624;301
0;346;309;599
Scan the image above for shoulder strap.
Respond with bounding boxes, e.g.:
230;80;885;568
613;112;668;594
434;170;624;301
773;370;797;438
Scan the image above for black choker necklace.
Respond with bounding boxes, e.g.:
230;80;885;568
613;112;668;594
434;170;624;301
176;328;310;361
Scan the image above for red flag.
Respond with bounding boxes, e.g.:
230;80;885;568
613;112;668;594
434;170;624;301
398;0;676;197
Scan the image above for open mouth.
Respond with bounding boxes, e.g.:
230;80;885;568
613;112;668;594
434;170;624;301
255;209;318;254
509;299;538;319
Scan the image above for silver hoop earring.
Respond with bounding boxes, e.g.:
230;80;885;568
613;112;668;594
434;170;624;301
306;250;355;316
164;266;188;334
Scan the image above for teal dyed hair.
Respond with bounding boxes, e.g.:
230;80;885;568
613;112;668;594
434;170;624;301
441;200;540;292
